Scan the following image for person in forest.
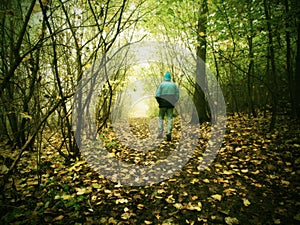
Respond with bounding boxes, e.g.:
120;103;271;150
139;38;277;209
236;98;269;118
155;71;179;141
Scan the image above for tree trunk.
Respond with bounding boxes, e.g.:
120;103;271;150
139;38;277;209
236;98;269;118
295;17;300;118
264;0;278;131
247;13;257;118
284;0;294;116
190;0;210;124
40;0;78;160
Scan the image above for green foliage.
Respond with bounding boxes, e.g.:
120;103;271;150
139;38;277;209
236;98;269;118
106;139;120;149
141;0;298;115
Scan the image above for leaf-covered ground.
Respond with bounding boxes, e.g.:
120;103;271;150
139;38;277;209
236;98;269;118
1;113;300;225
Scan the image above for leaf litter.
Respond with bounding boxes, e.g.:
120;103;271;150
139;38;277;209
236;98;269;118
0;113;299;224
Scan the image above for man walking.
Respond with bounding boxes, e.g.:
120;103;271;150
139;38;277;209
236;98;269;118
155;71;179;141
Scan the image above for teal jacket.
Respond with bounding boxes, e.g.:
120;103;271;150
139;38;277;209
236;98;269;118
155;81;179;108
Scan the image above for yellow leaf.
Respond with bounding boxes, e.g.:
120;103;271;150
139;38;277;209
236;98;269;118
173;203;183;209
137;204;144;209
61;194;73;200
113;192;121;197
53;215;64;221
214;163;222;168
225;217;239;225
191;195;198;201
203;178;210;183
104;26;110;32
182;191;188;196
116;198;128;204
107;152;115;158
54;195;61;200
108;217;117;224
190;178;199;184
223;170;233;175
251;170;260;174
241;169;248;173
76;187;92;195
243;198;251;206
157;189;166;194
37;202;44;207
165;195;175;203
211;194;222;201
199;32;205;37
186;202;202;211
121;212;131;220
223;188;237;196
92;183;102;189
255;183;262;187
74;160;86;167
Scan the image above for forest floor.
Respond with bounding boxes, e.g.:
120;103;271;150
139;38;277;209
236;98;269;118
1;112;300;225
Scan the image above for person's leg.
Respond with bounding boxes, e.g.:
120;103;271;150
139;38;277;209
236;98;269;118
158;108;166;138
166;108;174;141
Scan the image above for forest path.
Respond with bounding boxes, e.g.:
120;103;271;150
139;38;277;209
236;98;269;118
1;114;300;225
92;115;300;225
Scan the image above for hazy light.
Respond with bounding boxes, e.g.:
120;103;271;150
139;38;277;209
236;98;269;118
130;100;149;118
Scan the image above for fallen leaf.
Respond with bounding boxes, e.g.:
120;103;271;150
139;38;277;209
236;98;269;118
121;212;132;220
107;152;115;158
191;195;198;200
225;217;239;225
166;195;175;203
235;147;242;152
241;169;248;173
203;178;210;183
116;198;128;204
53;215;64;221
223;188;237;196
190;178;199;184
61;194;73;200
223;170;233;175
186;202;202;211
211;194;222;201
92;183;102;189
137;204;144;209
157;189;166;194
108;217;117;224
199;31;205;37
76;187;92;195
36;202;44;207
173;203;183;209
243;198;251;207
